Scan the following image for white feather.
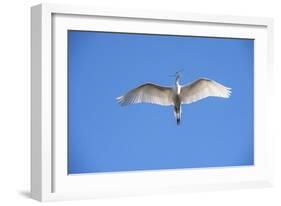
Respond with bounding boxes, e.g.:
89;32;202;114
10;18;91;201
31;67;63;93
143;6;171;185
180;78;231;104
117;83;173;106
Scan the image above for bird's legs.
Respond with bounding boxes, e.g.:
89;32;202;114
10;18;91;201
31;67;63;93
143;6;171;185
174;105;181;125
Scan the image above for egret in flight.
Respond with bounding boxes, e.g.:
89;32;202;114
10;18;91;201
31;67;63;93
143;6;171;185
117;72;231;125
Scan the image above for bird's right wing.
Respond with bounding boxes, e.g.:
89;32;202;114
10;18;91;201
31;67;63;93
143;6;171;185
180;78;231;104
117;83;173;106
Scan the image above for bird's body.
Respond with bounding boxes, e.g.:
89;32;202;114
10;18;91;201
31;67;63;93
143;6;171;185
172;79;182;125
117;72;231;125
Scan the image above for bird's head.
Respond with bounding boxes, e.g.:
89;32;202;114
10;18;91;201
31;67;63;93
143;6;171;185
169;70;183;84
174;70;184;84
175;71;181;82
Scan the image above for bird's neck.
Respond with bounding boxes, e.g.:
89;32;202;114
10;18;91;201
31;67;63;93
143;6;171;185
175;80;181;94
175;79;180;87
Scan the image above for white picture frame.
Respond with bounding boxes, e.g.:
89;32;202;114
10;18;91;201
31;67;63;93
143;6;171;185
31;3;274;202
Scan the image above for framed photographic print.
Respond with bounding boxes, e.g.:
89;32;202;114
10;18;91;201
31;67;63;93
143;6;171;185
31;3;274;201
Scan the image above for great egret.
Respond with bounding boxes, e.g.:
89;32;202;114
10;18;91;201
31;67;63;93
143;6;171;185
117;72;231;125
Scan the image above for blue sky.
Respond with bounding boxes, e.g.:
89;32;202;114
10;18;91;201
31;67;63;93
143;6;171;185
68;31;254;174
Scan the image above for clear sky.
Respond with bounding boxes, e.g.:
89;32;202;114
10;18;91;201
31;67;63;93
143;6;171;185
68;31;254;174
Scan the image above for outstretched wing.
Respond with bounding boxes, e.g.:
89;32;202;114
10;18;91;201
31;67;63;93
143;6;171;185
117;83;173;106
180;78;231;104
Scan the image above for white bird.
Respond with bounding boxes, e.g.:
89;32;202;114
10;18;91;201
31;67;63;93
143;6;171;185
117;72;231;125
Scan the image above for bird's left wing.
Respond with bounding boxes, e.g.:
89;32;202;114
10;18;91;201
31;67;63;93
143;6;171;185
117;83;173;106
180;78;231;104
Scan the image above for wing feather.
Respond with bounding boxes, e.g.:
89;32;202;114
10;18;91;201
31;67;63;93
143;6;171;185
180;78;231;104
117;83;173;106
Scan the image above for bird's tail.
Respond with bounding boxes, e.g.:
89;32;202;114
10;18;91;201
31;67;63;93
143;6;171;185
174;106;181;126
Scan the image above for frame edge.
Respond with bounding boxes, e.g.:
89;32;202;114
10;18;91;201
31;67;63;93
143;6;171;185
31;4;43;201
